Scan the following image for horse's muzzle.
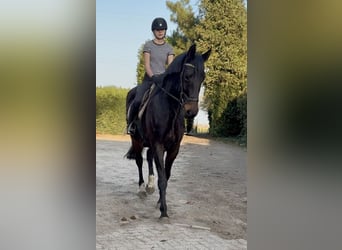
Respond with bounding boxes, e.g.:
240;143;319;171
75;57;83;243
184;102;199;118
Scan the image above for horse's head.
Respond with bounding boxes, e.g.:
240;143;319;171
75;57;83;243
181;44;211;118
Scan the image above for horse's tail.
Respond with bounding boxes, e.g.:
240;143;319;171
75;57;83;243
124;146;136;160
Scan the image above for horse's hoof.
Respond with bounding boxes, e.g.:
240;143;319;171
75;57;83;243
138;190;147;198
145;185;155;194
146;175;155;194
138;184;147;198
159;214;169;220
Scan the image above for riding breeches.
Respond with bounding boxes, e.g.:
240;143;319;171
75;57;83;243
128;77;153;124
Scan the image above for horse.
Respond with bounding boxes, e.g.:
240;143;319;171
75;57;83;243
125;44;211;218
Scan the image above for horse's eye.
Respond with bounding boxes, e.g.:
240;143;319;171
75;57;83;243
184;70;194;82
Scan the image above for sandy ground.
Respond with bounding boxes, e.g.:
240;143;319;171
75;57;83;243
96;133;247;244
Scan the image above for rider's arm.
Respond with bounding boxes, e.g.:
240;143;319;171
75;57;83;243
144;52;154;77
167;54;174;66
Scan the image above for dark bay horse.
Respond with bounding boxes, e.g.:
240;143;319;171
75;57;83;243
125;44;211;218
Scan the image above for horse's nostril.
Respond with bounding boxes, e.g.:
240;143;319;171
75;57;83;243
186;110;196;119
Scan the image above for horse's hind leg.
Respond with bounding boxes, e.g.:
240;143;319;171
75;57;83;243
154;144;168;218
126;135;147;197
130;139;146;197
136;152;147;197
145;148;155;194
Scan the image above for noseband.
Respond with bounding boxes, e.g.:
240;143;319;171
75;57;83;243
180;63;199;104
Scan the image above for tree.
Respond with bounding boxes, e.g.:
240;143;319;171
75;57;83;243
195;0;247;134
166;0;199;53
136;45;145;84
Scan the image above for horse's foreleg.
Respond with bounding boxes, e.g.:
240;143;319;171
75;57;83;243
145;148;155;194
165;145;180;181
154;144;168;218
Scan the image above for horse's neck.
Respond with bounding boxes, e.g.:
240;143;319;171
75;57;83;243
162;73;181;98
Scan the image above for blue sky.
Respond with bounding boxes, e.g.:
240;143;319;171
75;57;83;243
96;0;199;88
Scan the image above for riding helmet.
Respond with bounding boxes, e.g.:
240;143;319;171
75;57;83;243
151;17;168;31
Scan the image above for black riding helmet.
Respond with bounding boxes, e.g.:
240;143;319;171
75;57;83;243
151;17;168;31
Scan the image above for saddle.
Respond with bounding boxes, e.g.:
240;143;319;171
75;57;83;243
138;83;155;119
129;75;162;136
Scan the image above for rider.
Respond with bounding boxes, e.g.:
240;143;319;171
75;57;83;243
127;17;175;134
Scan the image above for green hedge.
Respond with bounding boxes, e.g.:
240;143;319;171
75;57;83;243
236;92;247;145
96;86;247;145
209;92;247;145
96;86;129;134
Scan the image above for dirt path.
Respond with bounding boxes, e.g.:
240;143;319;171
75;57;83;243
96;134;247;248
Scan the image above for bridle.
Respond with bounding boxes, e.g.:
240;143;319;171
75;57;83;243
180;63;200;104
155;63;199;106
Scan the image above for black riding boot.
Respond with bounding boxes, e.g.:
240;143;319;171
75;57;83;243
127;122;136;135
127;102;139;135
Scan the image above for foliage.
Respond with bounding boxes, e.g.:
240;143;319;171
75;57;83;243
96;86;129;134
196;0;247;136
166;0;199;52
236;91;247;144
211;91;247;144
136;45;146;84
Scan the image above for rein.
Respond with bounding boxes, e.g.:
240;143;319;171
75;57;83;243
154;82;183;104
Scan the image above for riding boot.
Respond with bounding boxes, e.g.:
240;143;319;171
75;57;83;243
127;102;139;135
127;122;136;135
126;114;136;134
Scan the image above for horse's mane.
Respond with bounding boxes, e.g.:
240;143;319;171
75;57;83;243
164;53;187;75
154;52;187;93
154;48;203;97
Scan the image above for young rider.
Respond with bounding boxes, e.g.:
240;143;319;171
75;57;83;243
127;17;175;134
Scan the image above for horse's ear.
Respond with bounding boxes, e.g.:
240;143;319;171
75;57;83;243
186;44;196;61
202;48;211;62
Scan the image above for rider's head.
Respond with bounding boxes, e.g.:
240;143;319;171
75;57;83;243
151;17;167;40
